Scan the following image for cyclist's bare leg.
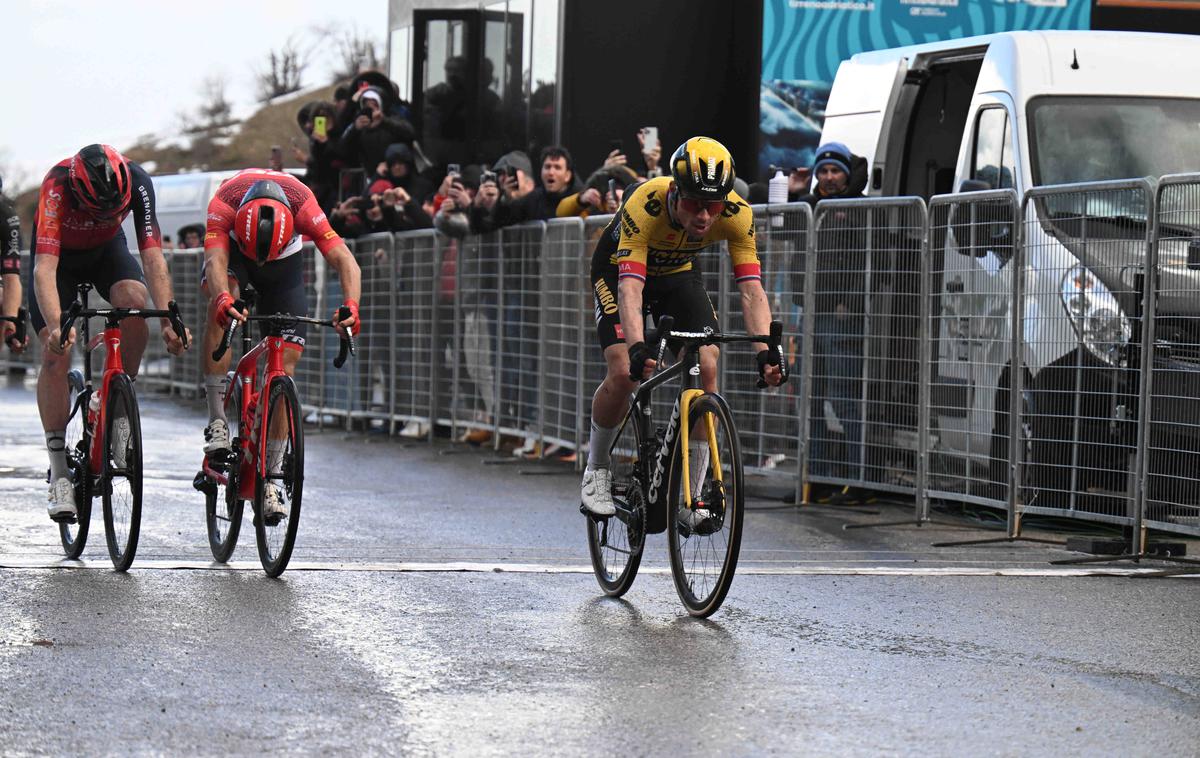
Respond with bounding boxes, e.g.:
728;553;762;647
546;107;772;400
36;327;71;432
592;343;637;428
108;279;149;378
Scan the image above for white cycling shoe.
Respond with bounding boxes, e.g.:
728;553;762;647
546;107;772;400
110;417;131;470
580;467;616;517
203;418;231;455
261;483;287;525
47;477;77;522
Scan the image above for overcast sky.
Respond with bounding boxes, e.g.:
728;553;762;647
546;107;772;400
1;0;387;191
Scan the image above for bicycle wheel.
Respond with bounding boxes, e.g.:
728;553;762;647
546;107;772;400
101;374;142;571
58;369;91;559
205;380;244;563
254;376;303;577
585;410;645;597
667;392;744;617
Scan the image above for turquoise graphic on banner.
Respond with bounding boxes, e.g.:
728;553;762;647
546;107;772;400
759;0;1091;178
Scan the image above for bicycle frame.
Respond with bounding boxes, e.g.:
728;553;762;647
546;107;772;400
68;288;129;478
204;335;293;502
630;341;714;512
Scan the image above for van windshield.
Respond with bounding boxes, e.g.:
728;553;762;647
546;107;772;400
1030;96;1200;186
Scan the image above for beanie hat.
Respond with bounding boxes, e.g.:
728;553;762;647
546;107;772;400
813;142;852;176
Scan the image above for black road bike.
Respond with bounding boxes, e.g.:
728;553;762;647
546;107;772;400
585;317;788;617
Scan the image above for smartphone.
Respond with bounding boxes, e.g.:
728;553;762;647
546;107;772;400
609;139;624;155
481;170;498;185
641;126;658;153
447;163;461;177
313;115;328;139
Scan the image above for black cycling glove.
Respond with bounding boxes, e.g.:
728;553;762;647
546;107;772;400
756;348;788;385
627;341;652;382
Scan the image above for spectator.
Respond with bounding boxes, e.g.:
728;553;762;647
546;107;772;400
177;224;204;250
800;142;869;495
332;85;355;135
468;151;531;233
557;165;637;218
490;146;582;228
340;87;416;182
161;235;176;252
377;143;432;208
296;100;346;211
364;176;433;233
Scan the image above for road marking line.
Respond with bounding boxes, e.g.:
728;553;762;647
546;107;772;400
0;557;1193;577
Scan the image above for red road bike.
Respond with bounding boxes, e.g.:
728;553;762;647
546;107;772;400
194;289;354;577
58;283;189;570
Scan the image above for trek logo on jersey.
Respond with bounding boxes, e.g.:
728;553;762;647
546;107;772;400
313;213;328;226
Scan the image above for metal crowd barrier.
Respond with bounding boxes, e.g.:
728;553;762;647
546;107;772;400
6;180;1200;544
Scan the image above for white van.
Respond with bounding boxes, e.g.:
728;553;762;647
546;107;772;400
120;170;239;250
819;31;1200;513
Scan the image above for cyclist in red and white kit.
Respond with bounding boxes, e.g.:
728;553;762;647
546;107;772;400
31;144;189;520
200;170;360;516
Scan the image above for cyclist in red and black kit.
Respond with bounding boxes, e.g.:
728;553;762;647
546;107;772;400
200;169;360;516
1;174;25;353
31;144;189;520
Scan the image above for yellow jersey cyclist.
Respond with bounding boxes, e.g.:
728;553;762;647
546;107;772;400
581;136;786;518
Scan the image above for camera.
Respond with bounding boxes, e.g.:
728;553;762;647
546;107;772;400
481;169;498;185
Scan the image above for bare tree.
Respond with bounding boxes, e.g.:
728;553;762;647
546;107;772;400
255;35;313;102
319;22;382;83
178;75;241;170
0;148;36;198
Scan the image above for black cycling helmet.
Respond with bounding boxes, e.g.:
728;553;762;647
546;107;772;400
669;136;735;200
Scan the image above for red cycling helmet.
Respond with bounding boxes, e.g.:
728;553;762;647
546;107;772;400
68;144;131;217
234;180;295;264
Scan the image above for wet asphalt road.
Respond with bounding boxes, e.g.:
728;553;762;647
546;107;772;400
1;379;1198;755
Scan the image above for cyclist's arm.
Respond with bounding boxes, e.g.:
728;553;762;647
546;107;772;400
203;243;234;304
617;276;646;345
737;278;772;354
34;253;63;338
1;273;20;318
323;242;362;304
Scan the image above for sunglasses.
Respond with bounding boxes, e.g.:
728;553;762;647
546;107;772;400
677;196;725;216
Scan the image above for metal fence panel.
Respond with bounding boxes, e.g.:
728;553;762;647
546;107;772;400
348;233;396;429
388;230;441;435
1147;175;1200;537
806;197;926;497
292;242;326;417
719;203;810;485
925;191;1021;512
540;218;587;452
450;232;502;440
496;223;546;445
1020;180;1153;528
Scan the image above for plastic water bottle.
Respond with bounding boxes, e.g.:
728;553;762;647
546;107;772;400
87;391;100;434
768;167;788;228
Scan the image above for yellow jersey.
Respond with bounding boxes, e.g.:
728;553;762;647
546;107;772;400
595;176;761;283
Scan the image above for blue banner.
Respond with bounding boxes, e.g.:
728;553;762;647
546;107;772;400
759;0;1091;178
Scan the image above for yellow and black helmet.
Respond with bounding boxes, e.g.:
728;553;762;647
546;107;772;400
669;136;735;200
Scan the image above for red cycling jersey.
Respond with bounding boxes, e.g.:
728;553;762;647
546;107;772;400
33;159;161;256
204;169;342;260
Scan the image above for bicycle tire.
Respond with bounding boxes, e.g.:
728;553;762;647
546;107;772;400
205;381;244;563
666;392;744;618
585;410;645;597
58;370;91;559
101;374;142;571
254;376;303;577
